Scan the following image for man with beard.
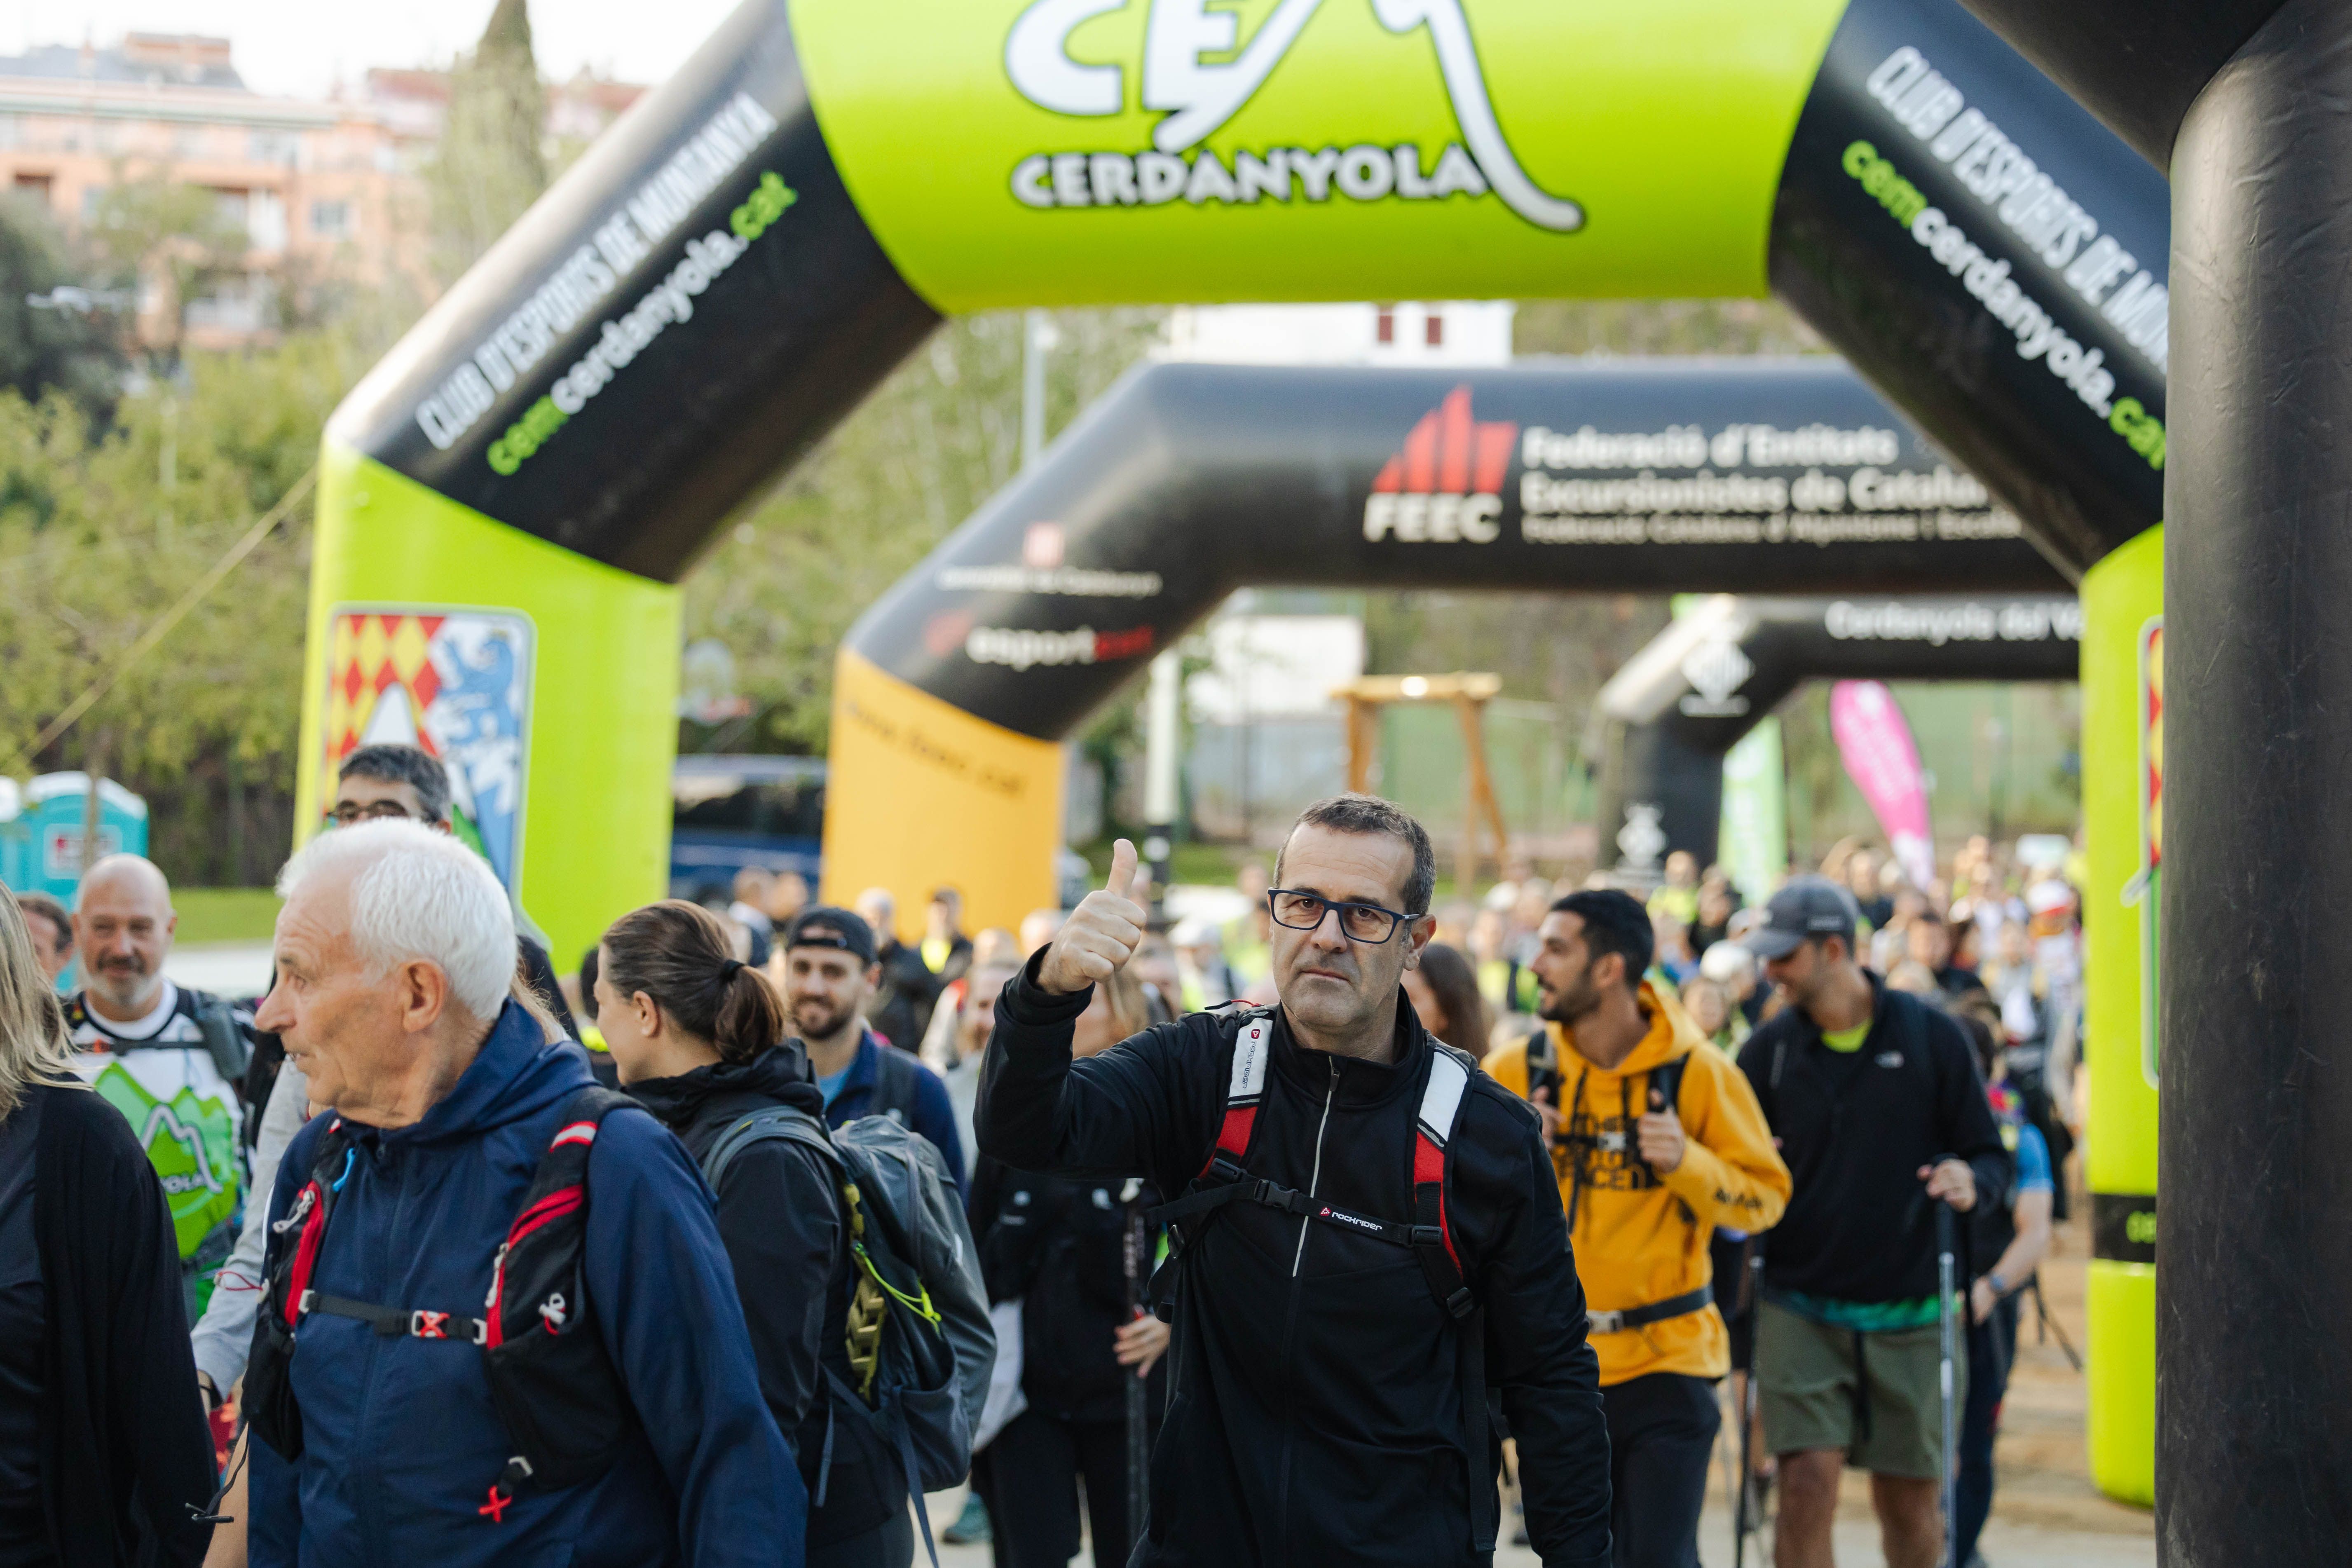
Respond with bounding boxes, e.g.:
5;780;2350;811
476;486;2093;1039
778;905;966;1195
64;855;258;1321
1486;889;1788;1568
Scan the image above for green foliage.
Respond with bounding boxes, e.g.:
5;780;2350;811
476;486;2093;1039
83;172;251;336
0;195;121;413
425;0;549;284
681;308;1168;753
0;333;360;880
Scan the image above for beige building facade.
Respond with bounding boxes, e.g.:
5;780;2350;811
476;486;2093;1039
0;33;641;349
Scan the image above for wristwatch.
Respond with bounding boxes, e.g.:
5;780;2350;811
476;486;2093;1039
1986;1270;2011;1298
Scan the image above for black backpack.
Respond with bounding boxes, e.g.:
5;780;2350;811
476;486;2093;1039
244;1086;638;1523
701;1102;990;1568
1524;1026;1688;1227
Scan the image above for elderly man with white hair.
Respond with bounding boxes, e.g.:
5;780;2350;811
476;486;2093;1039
241;820;804;1568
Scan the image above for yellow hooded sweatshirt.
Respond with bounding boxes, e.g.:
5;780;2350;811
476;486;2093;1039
1487;984;1790;1386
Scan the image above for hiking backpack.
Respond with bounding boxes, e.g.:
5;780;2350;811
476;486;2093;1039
243;1086;639;1524
700;1103;991;1568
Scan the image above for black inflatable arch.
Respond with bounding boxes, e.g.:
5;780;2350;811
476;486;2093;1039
1599;592;2082;868
820;357;2073;905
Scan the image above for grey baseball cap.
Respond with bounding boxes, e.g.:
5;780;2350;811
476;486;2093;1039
1741;875;1861;960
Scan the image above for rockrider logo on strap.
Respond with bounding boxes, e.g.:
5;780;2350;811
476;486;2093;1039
1004;0;1584;231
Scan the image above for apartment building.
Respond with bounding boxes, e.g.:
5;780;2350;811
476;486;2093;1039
0;34;643;349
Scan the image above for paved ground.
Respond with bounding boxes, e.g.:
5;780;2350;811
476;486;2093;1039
924;1222;2151;1568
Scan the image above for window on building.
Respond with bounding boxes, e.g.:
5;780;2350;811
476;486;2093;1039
310;199;351;239
1425;311;1445;347
248;130;297;167
1376;307;1395;345
212;188;250;241
174;126;206;159
12;174;51;207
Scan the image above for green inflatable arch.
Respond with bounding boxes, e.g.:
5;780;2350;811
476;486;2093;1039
299;0;2168;1505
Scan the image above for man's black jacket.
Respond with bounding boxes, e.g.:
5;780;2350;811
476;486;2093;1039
1737;977;2011;1303
33;1082;215;1566
626;1046;906;1547
969;1155;1167;1426
981;954;1612;1568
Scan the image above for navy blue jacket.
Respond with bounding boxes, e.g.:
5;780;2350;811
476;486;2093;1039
821;1029;967;1196
248;1003;805;1568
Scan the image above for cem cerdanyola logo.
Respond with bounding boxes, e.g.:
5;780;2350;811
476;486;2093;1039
1003;0;1583;231
1363;385;1516;543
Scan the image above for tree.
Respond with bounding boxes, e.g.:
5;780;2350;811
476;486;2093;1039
0;194;121;414
0;333;359;882
82;171;254;368
425;0;548;284
682;309;1168;754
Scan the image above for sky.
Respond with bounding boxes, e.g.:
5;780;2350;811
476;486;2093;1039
0;0;747;96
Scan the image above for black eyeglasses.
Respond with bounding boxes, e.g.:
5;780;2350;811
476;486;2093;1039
328;801;415;826
1267;889;1423;945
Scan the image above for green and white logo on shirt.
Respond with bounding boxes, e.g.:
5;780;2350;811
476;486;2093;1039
88;1060;241;1263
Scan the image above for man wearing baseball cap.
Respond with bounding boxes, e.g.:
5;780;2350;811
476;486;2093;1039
777;905;967;1194
1734;877;2009;1568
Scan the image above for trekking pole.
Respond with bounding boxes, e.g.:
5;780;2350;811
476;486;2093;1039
1734;1242;1762;1568
2029;1275;2084;1372
1935;1196;1960;1568
1121;1177;1149;1548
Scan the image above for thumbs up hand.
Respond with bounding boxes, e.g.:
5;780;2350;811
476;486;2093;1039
1038;838;1150;995
1636;1083;1686;1174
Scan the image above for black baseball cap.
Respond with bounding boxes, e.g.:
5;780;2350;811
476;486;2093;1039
1741;875;1861;960
781;905;878;966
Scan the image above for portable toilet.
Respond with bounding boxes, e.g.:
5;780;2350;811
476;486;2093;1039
23;773;148;900
0;779;25;892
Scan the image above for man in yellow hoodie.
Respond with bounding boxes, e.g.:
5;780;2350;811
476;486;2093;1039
1489;888;1790;1568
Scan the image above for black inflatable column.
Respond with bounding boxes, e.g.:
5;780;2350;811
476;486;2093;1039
2162;1;2352;1555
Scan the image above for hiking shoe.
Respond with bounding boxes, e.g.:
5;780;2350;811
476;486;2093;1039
942;1493;991;1545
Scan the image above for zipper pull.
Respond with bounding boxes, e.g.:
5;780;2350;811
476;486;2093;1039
485;1242;511;1310
270;1186;316;1235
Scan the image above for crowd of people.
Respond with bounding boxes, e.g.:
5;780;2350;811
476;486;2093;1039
0;746;2086;1568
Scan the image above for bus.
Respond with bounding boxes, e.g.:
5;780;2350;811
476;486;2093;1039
670;755;825;904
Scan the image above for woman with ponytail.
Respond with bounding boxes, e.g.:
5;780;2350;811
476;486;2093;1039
597;900;913;1568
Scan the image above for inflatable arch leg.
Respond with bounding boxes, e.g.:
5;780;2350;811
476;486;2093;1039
292;449;683;972
2080;523;2160;1507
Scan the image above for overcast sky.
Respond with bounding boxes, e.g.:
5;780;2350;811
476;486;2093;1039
0;0;747;96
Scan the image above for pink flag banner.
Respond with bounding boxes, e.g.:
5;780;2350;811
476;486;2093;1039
1830;680;1935;891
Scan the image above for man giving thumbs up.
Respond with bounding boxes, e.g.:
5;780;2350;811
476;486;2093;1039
977;795;1613;1568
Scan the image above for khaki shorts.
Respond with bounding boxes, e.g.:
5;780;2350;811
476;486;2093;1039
1755;1299;1965;1479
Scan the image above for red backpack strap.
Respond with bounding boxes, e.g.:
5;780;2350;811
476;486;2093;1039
275;1118;353;1328
484;1087;632;1349
1199;1013;1274;1179
1410;1047;1476;1321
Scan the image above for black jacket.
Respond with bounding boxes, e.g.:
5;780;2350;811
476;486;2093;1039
980;955;1612;1568
1738;977;2011;1303
30;1082;215;1566
626;1046;906;1547
867;938;939;1055
969;1156;1164;1427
